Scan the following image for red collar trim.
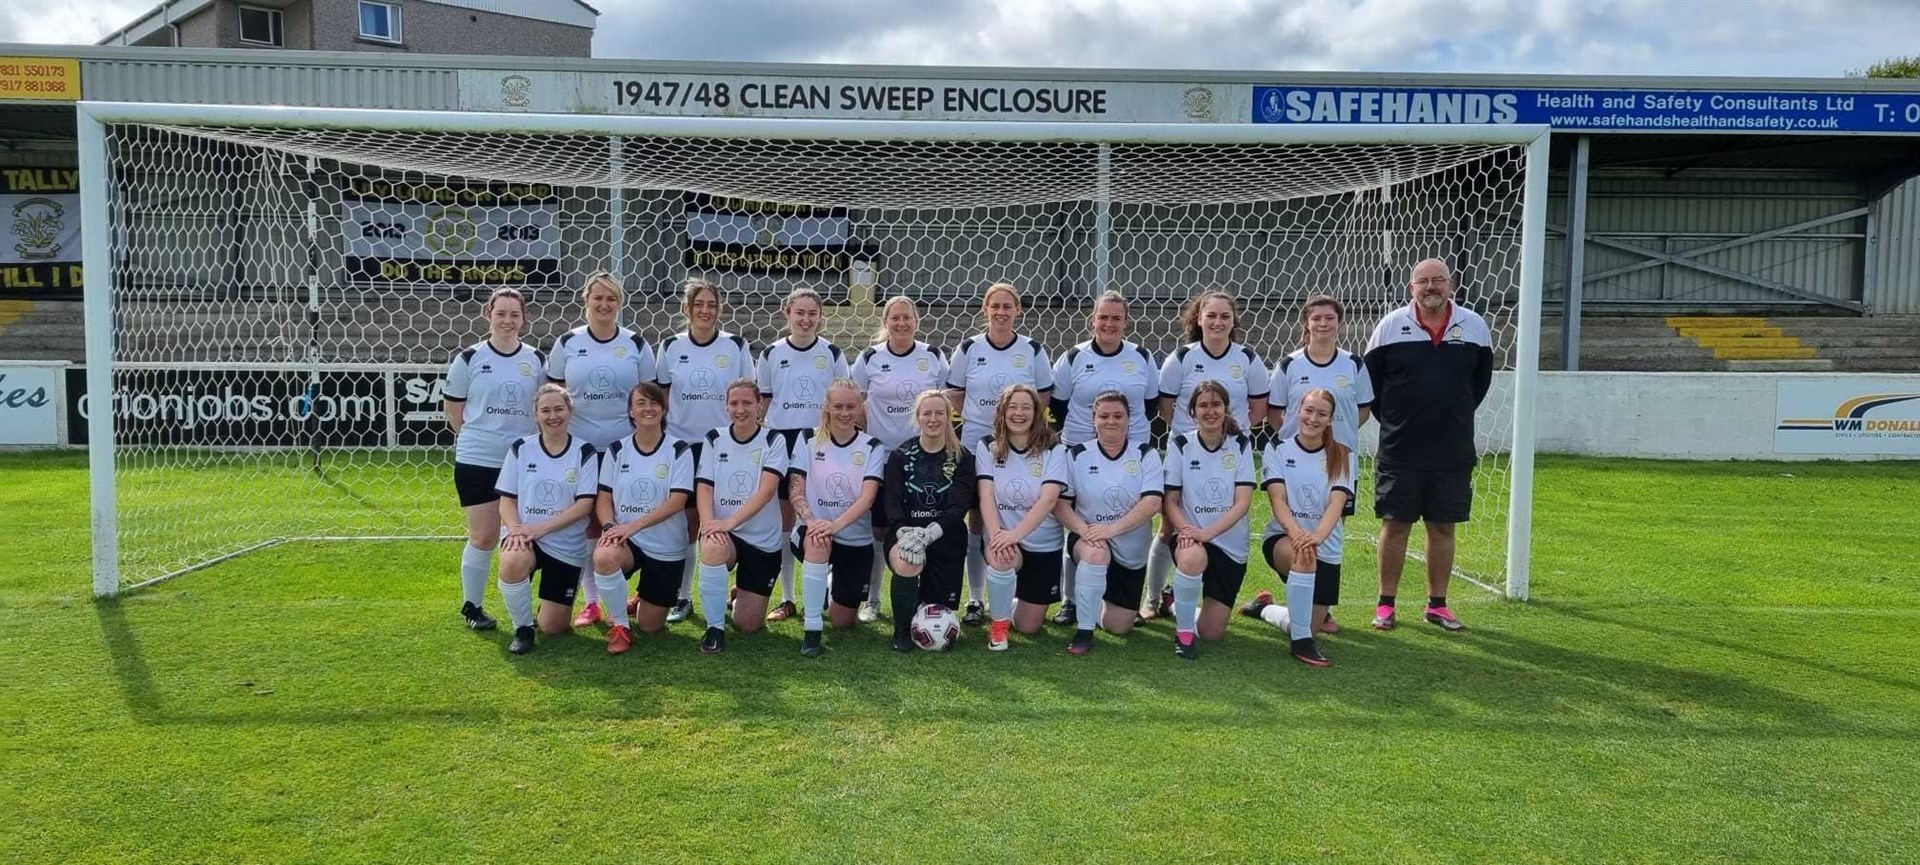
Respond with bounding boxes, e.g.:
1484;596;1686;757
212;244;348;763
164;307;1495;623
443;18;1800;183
1412;302;1455;345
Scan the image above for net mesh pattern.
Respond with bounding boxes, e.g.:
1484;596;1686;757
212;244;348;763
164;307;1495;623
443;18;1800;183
99;123;1530;592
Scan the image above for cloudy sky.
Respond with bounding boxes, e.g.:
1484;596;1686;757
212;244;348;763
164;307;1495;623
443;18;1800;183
2;0;1915;78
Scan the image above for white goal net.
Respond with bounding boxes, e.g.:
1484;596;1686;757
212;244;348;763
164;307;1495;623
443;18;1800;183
81;106;1545;598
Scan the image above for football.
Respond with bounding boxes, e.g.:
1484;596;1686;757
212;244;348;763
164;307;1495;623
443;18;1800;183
909;604;962;651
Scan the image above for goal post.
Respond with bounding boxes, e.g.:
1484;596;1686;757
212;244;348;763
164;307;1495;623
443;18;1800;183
76;100;1548;600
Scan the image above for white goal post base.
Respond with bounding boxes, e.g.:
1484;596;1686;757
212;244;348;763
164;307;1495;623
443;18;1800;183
77;101;1546;601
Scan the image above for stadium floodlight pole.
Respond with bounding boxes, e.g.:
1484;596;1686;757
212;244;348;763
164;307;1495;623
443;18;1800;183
1505;128;1552;602
78;108;117;597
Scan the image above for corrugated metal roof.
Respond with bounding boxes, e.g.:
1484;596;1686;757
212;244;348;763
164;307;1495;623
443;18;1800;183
1870;179;1920;314
83;58;459;109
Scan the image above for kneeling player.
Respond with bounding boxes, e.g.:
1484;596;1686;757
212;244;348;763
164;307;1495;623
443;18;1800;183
591;382;694;654
1053;391;1164;655
495;384;600;655
975;384;1068;648
1247;388;1355;667
1162;380;1256;660
788;380;885;656
694;379;789;654
880;390;978;653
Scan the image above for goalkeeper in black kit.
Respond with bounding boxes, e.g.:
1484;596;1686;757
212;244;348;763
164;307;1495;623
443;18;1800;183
880;389;978;652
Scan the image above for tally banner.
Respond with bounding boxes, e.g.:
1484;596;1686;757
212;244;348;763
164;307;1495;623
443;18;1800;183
1;167;82;299
340;177;564;287
683;193;874;276
1774;378;1920;456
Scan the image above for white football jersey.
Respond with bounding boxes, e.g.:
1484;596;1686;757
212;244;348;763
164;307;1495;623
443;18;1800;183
850;341;948;449
1163;432;1258;564
597;434;695;561
546;325;659;448
946;333;1054;450
1058;439;1164;568
444;341;545;467
696;425;789;553
1050;339;1157;445
789;430;887;547
1268;347;1374;449
655;330;756;442
1157;341;1268;436
757;336;849;431
973;435;1068;553
494;433;600;567
1261;436;1360;565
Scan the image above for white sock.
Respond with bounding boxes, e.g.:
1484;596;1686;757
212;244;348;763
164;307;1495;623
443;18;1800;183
679;542;698;601
578;572;599;607
1075;561;1107;631
499;577;534;629
801;560;829;631
1172;569;1202;634
699;562;730;629
868;556;885;605
1060;549;1077;604
966;534;987;606
986;565;1016;621
778;544;797;605
1260;603;1291;633
1286;570;1316;640
1147;539;1175;603
460;543;492;607
595;571;629;627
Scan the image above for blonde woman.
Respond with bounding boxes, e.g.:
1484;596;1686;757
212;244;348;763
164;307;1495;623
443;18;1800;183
849;295;947;622
1246;388;1357;667
787;380;885;656
494;384;600;654
693;378;788;655
758;287;850;623
880;390;979;653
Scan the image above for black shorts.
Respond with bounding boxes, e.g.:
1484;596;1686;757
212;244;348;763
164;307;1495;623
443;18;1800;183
1015;546;1064;606
1261;534;1343;607
1197;541;1249;606
621;540;684;608
729;534;783;597
1067;531;1148;609
1374;464;1472;524
771;428;807;501
888;526;964;609
531;542;582;606
453;462;502;508
790;533;876;609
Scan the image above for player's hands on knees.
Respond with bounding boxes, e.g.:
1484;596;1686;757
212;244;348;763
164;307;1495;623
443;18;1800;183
1291;536;1317;564
502;529;532;552
1175;525;1207;546
988;530;1018;555
597;528;628;548
805;519;835;545
1080;524;1112;543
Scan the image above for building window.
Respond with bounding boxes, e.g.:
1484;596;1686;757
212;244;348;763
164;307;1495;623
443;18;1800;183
237;5;283;46
358;1;403;43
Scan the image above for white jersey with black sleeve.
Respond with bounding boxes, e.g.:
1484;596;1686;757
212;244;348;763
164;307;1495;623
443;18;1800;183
546;325;659;448
598;434;695;561
850;341;948;449
972;435;1068;553
1157;341;1268;437
1261;436;1360;565
444;341;545;468
789;430;887;547
757;336;850;431
945;333;1054;450
696;425;789;553
1058;439;1164;568
654;330;756;442
1267;347;1374;449
1050;339;1156;445
1163;432;1258;563
494;433;600;567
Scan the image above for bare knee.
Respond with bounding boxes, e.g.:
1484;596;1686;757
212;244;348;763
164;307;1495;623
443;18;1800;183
467;534;498;551
1174;544;1207;575
592;547;626;575
986;545;1019;571
700;536;734;567
498;550;534;582
1380;520;1413;543
1426;522;1456;543
803;535;831;563
1075;540;1110;566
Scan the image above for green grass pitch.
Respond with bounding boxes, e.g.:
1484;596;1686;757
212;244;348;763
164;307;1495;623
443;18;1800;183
2;451;1916;863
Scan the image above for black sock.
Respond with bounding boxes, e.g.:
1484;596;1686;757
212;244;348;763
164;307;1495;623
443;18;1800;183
890;576;921;640
1378;594;1395;608
1429;595;1446;609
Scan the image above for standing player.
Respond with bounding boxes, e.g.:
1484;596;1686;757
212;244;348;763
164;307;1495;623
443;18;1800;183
850;295;947;623
788;380;885;656
443;287;543;632
974;384;1067;649
1053;391;1164;655
1363;259;1493;632
591;382;694;654
694;379;788;655
1161;381;1256;660
880;390;978;653
1266;294;1373;634
1248;388;1356;667
758;288;849;623
1151;291;1267;618
1047;291;1155;627
494;384;600;655
946;281;1053;627
656;277;756;624
546;271;659;627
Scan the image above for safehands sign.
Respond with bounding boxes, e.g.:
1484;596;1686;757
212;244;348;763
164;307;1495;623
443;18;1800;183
1774;380;1920;456
1252;86;1920;133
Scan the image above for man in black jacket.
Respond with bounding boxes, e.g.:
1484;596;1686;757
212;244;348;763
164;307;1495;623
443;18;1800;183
1362;259;1493;633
